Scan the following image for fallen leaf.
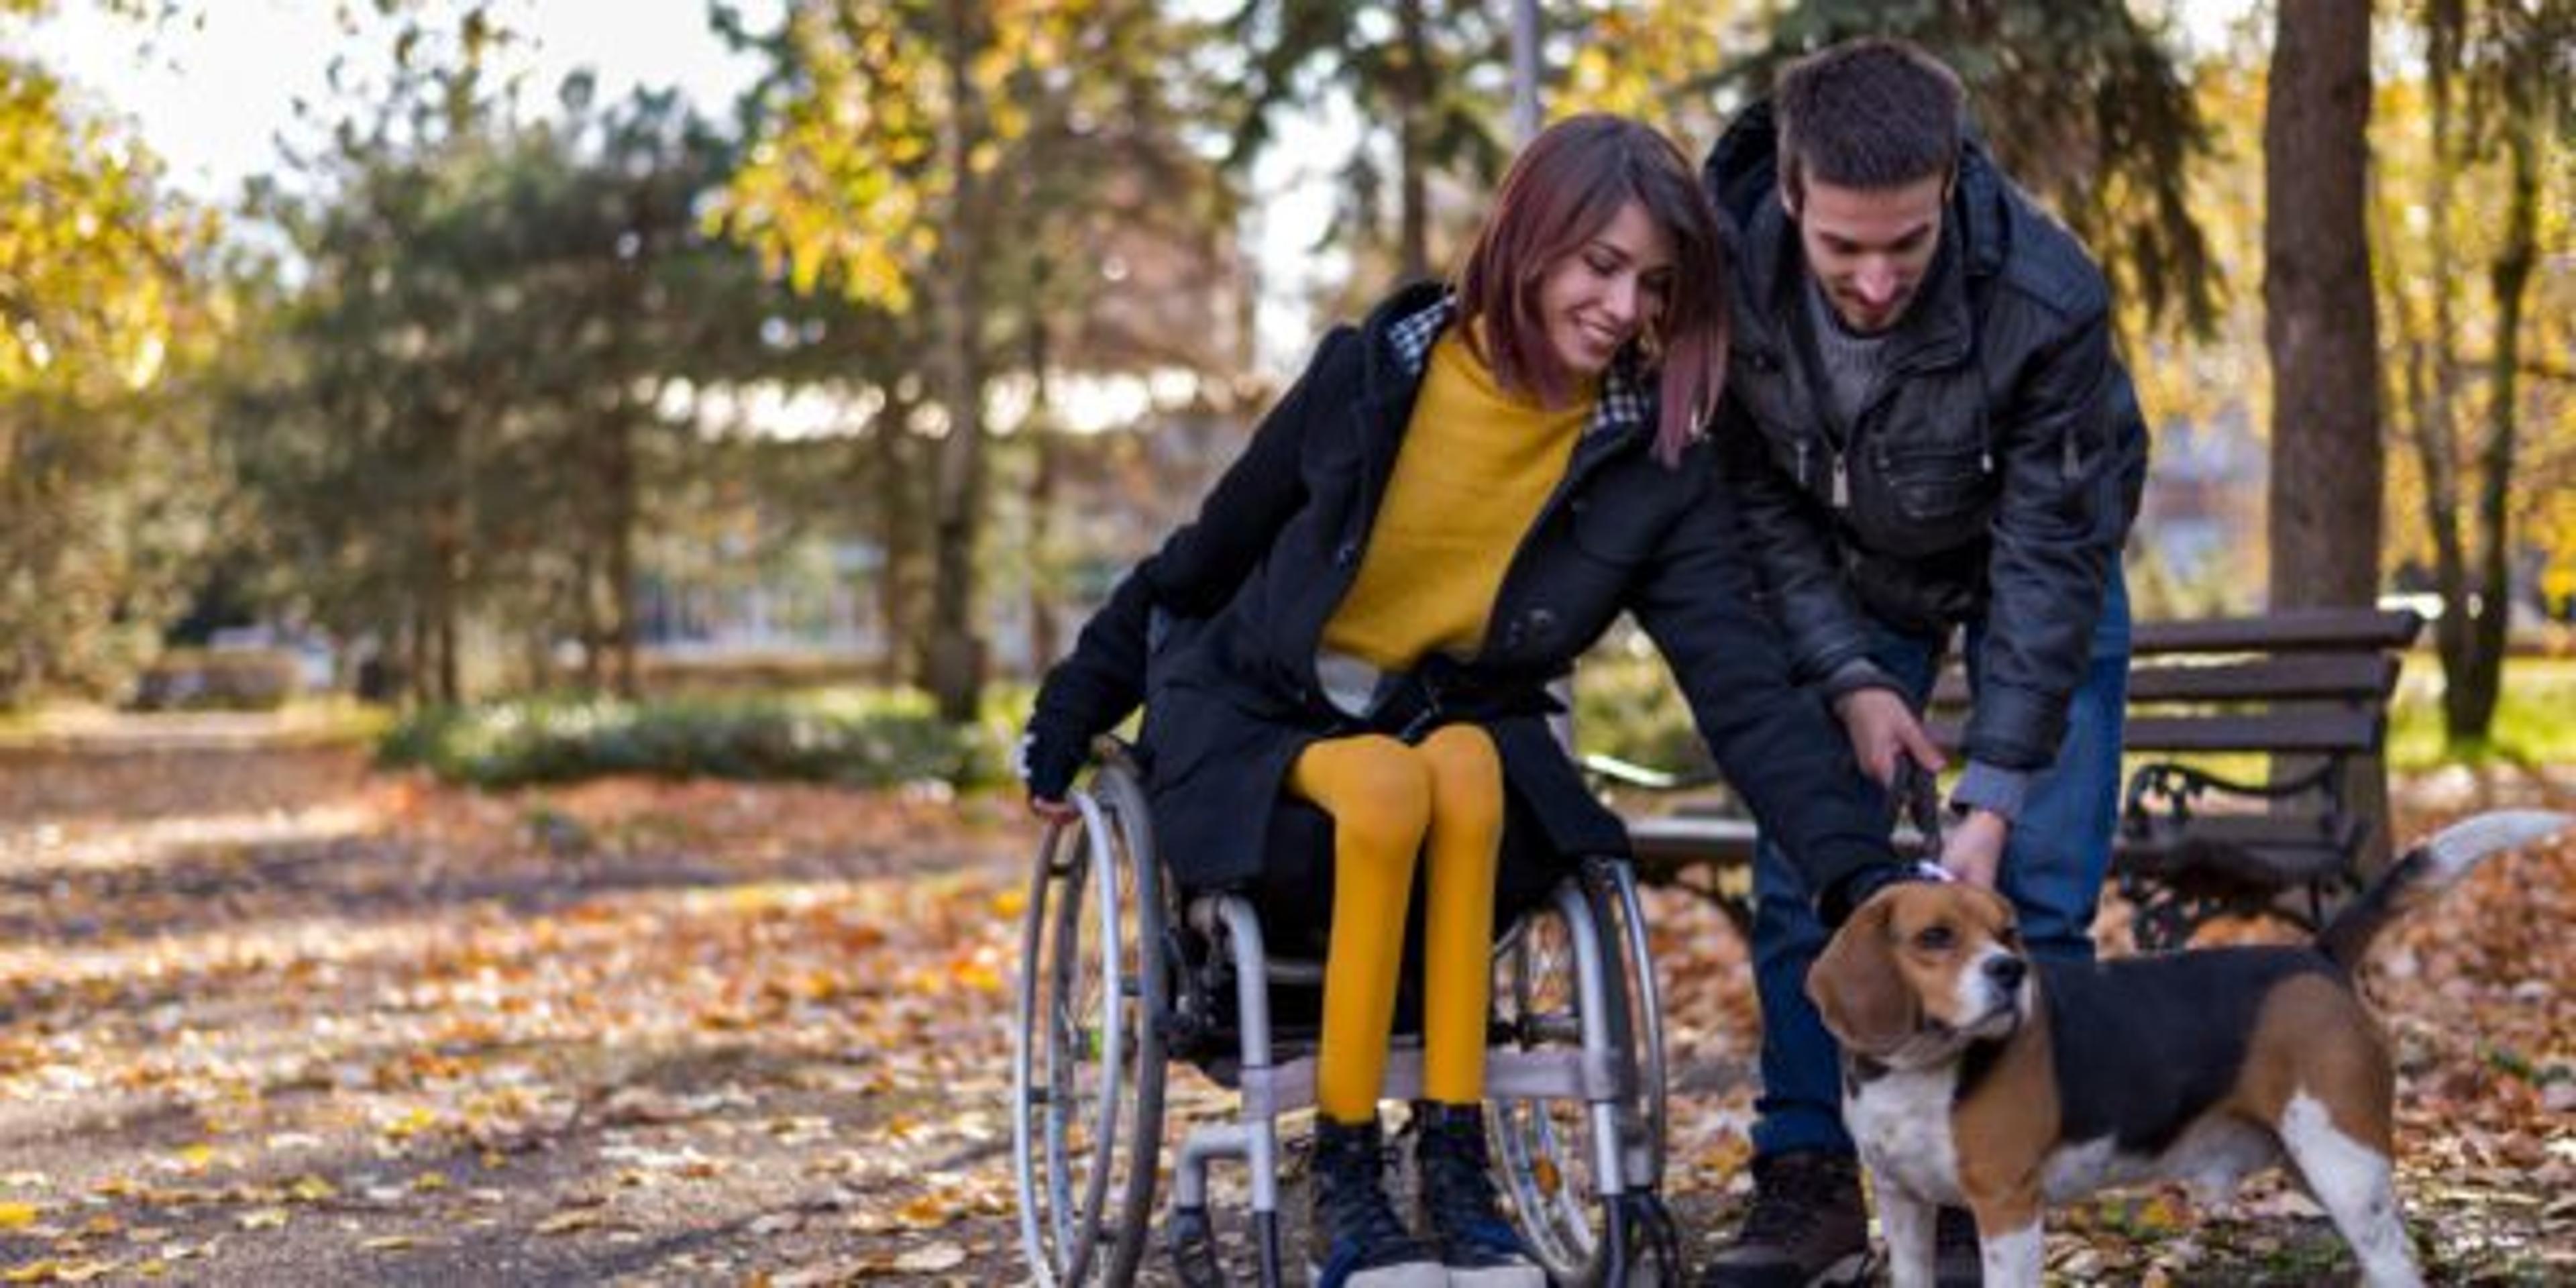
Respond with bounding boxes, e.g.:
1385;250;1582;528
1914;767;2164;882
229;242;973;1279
536;1209;606;1236
892;1242;967;1273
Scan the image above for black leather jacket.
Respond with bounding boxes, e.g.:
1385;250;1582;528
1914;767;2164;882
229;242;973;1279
1702;103;2149;772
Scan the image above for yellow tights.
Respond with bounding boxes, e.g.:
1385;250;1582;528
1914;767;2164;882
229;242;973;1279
1286;724;1505;1124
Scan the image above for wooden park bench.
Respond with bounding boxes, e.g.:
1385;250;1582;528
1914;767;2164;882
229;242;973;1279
1590;608;2427;951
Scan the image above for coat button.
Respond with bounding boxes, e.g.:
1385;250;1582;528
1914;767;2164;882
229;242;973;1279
1527;608;1559;641
1335;541;1358;567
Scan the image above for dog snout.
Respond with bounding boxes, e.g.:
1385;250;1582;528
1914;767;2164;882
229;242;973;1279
1984;955;2028;992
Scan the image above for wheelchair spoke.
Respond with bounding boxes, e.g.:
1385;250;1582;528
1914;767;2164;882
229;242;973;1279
1483;871;1673;1286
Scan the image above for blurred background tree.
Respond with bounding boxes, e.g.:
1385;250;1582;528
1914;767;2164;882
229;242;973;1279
2377;0;2575;745
718;0;1240;719
0;15;225;704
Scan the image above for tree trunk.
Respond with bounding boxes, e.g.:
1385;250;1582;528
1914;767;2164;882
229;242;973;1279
2449;120;2540;740
433;578;462;706
871;394;920;686
575;544;605;693
924;0;991;722
1024;283;1061;676
2262;0;2382;610
2394;60;2483;743
406;606;431;710
425;498;467;706
2264;0;2386;879
606;413;641;700
1394;0;1432;282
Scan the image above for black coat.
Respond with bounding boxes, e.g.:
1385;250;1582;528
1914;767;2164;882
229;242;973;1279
1025;284;1896;896
1702;103;2150;772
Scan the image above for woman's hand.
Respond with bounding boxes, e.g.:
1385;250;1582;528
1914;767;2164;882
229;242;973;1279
1832;686;1946;786
1028;794;1082;825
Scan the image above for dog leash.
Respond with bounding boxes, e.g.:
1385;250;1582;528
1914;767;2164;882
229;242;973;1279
1896;755;1954;880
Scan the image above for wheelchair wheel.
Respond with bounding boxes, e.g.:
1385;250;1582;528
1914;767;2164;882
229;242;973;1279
1011;751;1171;1286
1489;861;1670;1285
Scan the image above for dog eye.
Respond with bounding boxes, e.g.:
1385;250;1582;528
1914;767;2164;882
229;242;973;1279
1915;924;1955;951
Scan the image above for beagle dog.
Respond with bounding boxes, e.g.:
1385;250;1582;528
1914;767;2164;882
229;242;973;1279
1807;810;2570;1288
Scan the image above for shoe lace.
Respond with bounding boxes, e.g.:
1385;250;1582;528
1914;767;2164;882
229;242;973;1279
1419;1122;1519;1249
1318;1139;1418;1254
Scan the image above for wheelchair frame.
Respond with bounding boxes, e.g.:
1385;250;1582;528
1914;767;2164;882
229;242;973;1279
1012;739;1679;1285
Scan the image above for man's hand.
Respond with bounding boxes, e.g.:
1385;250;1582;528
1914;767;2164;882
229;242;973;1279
1028;794;1081;825
1833;687;1947;787
1941;808;2008;889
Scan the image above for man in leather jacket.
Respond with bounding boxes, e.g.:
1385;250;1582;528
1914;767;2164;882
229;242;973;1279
1697;38;2149;1288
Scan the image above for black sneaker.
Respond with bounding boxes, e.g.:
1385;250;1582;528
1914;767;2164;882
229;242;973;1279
1695;1150;1872;1287
1411;1102;1546;1288
1933;1206;1981;1287
1309;1116;1446;1288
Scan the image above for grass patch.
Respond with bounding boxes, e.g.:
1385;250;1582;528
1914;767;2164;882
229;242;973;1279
380;686;1022;790
2388;655;2576;771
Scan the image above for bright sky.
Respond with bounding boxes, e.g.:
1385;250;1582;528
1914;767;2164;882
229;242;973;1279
26;0;781;201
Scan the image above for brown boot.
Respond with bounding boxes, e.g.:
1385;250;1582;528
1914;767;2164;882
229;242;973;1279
1695;1150;1872;1287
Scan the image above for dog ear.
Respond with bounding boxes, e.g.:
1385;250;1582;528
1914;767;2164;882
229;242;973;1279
1807;894;1920;1058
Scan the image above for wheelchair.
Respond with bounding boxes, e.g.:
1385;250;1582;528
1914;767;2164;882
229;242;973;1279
1012;737;1680;1286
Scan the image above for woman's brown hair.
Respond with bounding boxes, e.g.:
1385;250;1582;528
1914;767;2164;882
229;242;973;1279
1454;113;1731;466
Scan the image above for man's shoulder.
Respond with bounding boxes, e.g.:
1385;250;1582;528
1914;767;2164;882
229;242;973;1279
1984;186;2110;326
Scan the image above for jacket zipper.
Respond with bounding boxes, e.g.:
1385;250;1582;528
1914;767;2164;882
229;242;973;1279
1845;336;1989;500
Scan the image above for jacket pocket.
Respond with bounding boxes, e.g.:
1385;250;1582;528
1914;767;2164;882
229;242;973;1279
1568;493;1668;566
1872;439;1992;527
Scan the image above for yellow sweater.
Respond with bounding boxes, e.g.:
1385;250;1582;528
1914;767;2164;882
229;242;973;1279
1322;332;1590;671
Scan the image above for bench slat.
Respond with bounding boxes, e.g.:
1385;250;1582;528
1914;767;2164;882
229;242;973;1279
1926;708;2383;755
2125;655;2404;703
2129;609;2424;655
1931;654;2403;708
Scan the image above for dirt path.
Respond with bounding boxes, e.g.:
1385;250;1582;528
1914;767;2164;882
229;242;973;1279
0;728;2567;1284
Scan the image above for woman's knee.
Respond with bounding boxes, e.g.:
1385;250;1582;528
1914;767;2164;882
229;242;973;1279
1417;724;1504;833
1299;736;1434;857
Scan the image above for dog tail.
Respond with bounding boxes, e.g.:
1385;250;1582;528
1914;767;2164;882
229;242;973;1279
2316;809;2571;969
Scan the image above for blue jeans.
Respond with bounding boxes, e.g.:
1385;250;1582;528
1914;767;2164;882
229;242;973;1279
1748;573;2131;1159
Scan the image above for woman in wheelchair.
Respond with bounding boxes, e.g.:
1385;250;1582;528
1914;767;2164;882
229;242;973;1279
1022;114;1902;1287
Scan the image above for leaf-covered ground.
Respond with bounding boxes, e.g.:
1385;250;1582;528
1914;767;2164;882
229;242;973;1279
0;731;2567;1285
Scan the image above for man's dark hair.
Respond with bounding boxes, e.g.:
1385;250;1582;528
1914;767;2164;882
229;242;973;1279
1774;37;1966;200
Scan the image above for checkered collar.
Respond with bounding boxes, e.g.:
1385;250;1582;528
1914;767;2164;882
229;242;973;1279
1383;294;1654;441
